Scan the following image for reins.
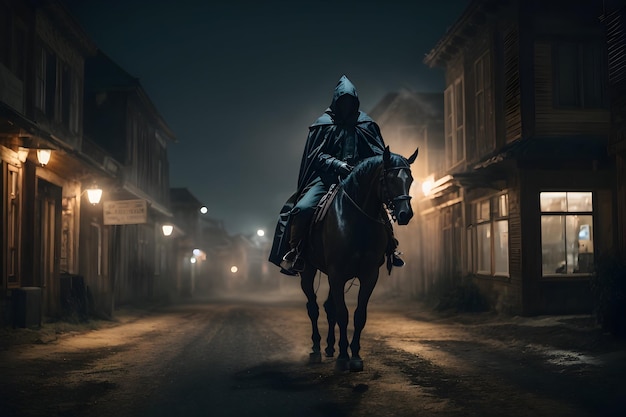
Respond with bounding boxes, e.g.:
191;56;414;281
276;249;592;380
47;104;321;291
341;188;388;225
341;162;411;226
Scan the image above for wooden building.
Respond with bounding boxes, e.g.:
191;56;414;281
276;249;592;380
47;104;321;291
0;0;112;324
83;50;176;307
602;0;626;262
369;90;445;298
423;0;613;314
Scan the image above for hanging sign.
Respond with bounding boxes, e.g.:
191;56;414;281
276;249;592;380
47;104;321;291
103;199;148;225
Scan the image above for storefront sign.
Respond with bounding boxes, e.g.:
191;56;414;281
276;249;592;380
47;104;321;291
103;199;147;225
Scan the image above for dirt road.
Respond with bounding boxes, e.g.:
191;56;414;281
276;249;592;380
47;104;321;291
1;291;625;417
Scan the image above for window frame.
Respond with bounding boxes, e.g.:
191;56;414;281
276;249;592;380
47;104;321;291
474;50;494;156
468;193;510;278
444;76;465;169
540;191;594;277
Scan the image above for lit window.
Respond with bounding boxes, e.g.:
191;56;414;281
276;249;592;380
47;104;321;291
541;192;594;275
469;194;509;277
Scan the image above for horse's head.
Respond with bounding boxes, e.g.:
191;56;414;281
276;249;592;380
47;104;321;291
382;146;418;225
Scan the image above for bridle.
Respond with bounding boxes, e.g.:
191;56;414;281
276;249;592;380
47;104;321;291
381;164;412;223
341;160;412;225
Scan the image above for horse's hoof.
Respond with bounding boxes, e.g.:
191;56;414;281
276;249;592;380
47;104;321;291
309;352;322;364
325;347;335;357
335;357;350;372
349;358;364;372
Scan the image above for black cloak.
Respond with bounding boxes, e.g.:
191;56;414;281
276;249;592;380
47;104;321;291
268;75;386;267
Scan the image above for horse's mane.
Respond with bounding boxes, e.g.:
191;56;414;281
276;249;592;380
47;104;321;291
340;155;382;191
341;152;408;191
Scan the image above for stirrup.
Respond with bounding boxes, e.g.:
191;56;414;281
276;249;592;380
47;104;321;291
280;249;305;274
392;251;405;267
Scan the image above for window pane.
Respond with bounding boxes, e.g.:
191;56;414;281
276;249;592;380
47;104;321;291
541;215;566;274
494;220;509;275
455;80;463;129
540;192;566;212
497;194;508;217
566;192;592;212
467;226;474;273
571;215;594;273
477;223;491;274
479;200;490;221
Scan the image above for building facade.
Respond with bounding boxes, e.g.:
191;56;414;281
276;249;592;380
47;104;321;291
1;0;180;326
0;0;109;324
369;90;445;298
83;50;176;309
423;0;614;314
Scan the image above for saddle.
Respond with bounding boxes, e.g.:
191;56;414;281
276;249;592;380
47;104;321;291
312;183;340;225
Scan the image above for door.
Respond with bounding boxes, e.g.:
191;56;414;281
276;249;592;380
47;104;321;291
36;179;62;316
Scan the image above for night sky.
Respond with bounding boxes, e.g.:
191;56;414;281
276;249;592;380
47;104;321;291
63;0;470;236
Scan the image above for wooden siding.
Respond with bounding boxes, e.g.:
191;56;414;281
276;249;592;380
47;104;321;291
503;27;522;143
606;10;626;151
606;9;626;86
534;42;610;136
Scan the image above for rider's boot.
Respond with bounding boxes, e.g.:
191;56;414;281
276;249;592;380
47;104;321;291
392;250;405;267
389;236;405;267
280;220;306;274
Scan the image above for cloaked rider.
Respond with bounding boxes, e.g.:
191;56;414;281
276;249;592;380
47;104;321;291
268;75;404;275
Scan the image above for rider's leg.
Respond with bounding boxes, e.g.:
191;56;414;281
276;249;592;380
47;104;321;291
282;179;327;273
387;226;405;267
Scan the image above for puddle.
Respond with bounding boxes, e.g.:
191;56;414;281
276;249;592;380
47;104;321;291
526;344;603;366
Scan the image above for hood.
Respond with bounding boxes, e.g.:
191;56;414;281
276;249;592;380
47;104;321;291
329;75;360;124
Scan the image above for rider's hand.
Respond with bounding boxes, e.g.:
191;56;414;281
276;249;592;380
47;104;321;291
338;162;353;178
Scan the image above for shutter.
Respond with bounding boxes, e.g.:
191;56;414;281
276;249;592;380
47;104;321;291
503;27;522;142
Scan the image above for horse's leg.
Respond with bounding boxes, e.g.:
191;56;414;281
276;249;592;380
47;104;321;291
300;266;322;363
330;277;350;371
323;290;336;357
349;269;379;372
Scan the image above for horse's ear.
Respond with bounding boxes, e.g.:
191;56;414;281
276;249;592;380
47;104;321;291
407;147;419;165
383;146;390;165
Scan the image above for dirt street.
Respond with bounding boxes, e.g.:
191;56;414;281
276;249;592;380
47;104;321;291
0;288;625;417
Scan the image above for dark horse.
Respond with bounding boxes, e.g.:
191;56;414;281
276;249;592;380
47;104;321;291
300;146;418;372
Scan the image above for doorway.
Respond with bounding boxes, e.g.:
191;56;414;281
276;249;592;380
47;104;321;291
36;178;62;316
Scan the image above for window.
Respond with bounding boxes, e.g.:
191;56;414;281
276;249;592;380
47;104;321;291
0;4;9;66
444;77;465;168
553;42;606;108
6;164;21;287
61;64;71;127
35;46;46;110
35;45;57;116
0;9;26;80
474;51;494;155
45;52;57;117
469;194;509;277
540;192;594;276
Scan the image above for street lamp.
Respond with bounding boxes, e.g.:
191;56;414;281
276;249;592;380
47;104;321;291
200;206;208;214
86;184;103;205
257;229;265;237
162;224;174;237
37;149;51;166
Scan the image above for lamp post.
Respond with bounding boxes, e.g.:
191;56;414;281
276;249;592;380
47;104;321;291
36;149;51;166
86;185;103;205
162;224;174;237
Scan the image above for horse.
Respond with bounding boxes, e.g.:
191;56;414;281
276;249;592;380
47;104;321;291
300;145;418;372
